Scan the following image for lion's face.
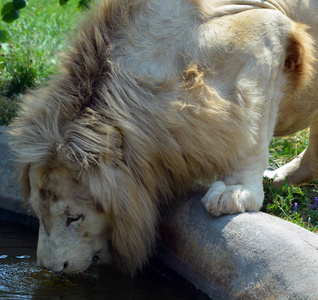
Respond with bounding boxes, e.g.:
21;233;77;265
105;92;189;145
29;165;112;274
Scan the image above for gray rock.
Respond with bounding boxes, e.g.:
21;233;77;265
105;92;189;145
0;127;37;226
159;193;318;299
0;127;22;210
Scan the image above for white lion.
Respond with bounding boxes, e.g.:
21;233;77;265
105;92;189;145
10;0;317;275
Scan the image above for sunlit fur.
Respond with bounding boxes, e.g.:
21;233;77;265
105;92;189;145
10;0;315;275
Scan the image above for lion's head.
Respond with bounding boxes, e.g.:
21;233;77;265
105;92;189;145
19;162;158;275
28;165;111;273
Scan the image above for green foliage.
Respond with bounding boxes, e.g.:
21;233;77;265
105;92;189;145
0;95;19;125
59;0;69;6
1;0;26;24
60;0;91;8
269;132;309;168
1;2;20;23
12;0;27;10
0;0;91;41
0;0;81;124
1;60;38;97
0;26;8;41
0;45;39;125
262;179;318;232
77;0;90;8
265;132;318;232
0;0;25;40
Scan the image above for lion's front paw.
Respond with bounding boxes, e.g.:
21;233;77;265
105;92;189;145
202;181;263;217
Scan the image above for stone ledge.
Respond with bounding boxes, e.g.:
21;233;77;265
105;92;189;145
159;194;318;299
1;126;318;299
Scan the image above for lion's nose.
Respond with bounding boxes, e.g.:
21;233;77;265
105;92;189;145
37;258;69;273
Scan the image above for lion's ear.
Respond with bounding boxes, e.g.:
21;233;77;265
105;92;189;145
284;22;315;92
110;179;158;276
19;164;31;202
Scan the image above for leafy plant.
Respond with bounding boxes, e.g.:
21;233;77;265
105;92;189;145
60;0;91;8
2;63;38;97
0;0;27;41
1;0;27;22
0;0;82;124
0;94;19;125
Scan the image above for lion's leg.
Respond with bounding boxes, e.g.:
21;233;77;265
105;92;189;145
202;151;266;216
199;9;316;216
264;121;318;186
202;140;269;217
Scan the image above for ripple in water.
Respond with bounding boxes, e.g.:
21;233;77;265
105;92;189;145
0;256;110;300
0;220;208;300
0;260;73;295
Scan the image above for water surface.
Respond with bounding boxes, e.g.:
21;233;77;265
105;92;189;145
0;220;209;299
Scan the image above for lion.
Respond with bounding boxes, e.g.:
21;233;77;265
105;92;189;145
9;0;317;275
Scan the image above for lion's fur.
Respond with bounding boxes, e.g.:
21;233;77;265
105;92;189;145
10;0;316;274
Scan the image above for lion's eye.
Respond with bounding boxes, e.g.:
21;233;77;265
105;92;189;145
66;214;84;227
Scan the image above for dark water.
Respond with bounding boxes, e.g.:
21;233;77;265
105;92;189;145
0;220;209;300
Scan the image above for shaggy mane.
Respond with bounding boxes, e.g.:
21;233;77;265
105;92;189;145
10;0;251;192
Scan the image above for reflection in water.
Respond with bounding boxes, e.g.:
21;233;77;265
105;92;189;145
0;220;209;300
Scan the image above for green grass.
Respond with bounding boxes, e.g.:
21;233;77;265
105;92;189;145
0;0;317;233
265;131;318;233
269;130;309;168
0;0;81;125
262;176;318;233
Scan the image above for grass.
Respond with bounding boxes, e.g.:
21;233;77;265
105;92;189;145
262;178;318;233
0;0;81;125
0;0;317;233
269;130;309;168
264;131;318;233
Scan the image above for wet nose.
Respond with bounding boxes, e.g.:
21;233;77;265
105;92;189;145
37;258;69;273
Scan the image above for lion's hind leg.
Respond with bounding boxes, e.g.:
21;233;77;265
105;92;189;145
264;121;318;186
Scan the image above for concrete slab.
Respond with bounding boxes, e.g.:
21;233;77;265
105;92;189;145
0;127;38;227
159;193;318;299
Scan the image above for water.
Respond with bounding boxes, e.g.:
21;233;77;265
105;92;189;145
0;220;209;300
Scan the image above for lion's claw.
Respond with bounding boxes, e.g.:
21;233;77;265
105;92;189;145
202;181;263;216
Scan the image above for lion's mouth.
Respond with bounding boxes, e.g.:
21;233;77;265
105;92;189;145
79;255;100;276
91;255;99;265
